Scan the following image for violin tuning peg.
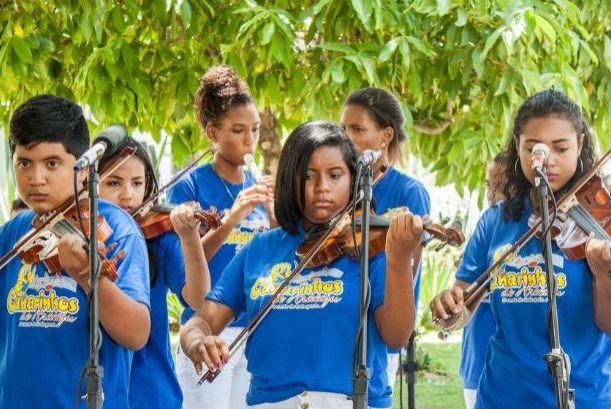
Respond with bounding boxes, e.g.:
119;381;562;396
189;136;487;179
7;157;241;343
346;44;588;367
441;216;451;226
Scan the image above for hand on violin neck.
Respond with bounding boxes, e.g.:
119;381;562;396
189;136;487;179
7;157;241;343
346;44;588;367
57;234;90;290
170;203;202;238
585;233;611;281
385;208;424;264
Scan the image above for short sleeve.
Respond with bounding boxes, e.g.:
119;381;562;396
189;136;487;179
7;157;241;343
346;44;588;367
158;232;188;303
206;243;249;317
111;231;151;308
455;208;494;284
369;252;388;311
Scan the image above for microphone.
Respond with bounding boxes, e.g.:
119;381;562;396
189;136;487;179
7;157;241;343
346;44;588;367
243;153;262;181
357;149;382;167
74;125;128;171
531;143;549;171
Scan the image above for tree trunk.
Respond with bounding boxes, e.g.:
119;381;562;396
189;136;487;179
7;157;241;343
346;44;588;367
258;107;282;175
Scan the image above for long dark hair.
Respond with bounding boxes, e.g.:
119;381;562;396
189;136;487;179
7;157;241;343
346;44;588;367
343;87;407;164
501;89;597;221
274;121;359;235
98;137;160;284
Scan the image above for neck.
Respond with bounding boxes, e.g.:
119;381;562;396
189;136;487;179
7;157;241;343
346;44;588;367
212;153;244;184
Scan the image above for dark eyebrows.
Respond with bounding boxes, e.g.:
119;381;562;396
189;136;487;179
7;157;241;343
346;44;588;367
15;155;62;162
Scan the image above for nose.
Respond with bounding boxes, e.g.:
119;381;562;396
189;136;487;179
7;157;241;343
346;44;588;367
119;185;134;203
315;175;331;193
244;129;257;148
30;164;47;186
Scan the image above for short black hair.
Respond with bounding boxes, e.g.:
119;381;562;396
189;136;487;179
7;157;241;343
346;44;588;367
9;94;89;158
98;136;159;203
344;87;407;164
501;89;597;220
274;121;358;235
10;198;28;214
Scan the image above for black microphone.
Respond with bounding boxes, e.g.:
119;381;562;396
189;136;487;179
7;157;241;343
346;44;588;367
74;125;128;171
357;149;382;167
531;143;549;171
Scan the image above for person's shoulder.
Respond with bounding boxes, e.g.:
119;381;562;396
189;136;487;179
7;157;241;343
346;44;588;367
98;200;142;237
389;167;427;192
0;210;35;242
176;163;213;186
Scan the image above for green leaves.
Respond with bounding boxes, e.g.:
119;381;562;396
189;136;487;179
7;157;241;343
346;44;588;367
0;0;609;199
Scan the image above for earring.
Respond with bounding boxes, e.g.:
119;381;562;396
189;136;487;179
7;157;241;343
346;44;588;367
514;158;521;176
578;158;584;174
380;142;386;149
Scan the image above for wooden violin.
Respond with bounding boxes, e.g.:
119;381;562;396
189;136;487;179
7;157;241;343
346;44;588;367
135;202;222;239
297;208;465;268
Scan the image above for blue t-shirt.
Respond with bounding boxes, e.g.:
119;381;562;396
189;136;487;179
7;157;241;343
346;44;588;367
167;163;269;327
458;294;494;389
207;224;392;408
457;200;611;409
0;200;150;409
129;231;187;409
373;166;430;353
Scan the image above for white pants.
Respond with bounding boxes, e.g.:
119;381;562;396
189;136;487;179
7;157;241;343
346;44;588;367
176;326;250;409
248;391;386;409
386;353;400;394
463;388;477;409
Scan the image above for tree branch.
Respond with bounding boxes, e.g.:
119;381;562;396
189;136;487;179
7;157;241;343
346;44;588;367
413;100;455;136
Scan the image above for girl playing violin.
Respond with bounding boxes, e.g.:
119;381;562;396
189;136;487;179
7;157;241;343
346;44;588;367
430;89;611;409
0;94;151;409
341;87;431;390
168;65;274;409
180;121;423;409
97;137;211;409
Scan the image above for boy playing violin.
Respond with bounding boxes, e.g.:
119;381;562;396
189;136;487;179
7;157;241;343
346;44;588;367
0;94;150;409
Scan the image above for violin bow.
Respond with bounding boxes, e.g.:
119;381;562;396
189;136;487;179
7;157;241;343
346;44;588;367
131;149;212;219
0;146;137;274
439;148;611;332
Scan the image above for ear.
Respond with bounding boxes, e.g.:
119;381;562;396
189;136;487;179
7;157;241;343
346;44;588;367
577;132;584;154
206;124;218;143
382;127;394;148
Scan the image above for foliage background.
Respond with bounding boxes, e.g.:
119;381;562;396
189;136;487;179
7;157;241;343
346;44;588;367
1;0;609;200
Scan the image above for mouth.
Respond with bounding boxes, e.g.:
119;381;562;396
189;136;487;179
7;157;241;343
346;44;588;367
546;173;558;181
122;206;135;213
28;193;48;201
312;200;335;209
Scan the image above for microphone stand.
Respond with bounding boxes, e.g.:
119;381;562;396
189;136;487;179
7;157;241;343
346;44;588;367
353;163;372;409
534;167;574;409
403;331;417;409
85;163;104;409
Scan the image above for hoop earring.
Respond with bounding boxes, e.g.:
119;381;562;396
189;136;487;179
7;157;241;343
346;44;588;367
514;158;521;176
578;158;584;174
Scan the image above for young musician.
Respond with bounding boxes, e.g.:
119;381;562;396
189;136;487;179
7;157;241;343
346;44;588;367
0;94;150;408
341;87;431;389
180;121;422;409
430;89;611;409
168;65;273;409
459;151;507;409
98;137;211;409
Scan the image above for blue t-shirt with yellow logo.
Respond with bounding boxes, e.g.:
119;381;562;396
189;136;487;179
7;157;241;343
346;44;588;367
167;163;269;327
207;224;392;408
456;200;611;409
0;200;150;409
129;231;187;409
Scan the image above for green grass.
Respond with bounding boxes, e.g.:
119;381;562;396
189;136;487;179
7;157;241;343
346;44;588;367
392;342;464;409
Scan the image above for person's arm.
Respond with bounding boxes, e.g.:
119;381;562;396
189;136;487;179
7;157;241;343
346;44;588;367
170;204;210;309
374;209;422;349
585;235;611;334
201;184;271;259
180;300;235;374
58;234;150;350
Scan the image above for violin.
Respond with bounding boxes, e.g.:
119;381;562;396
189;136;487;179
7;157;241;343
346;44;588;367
529;175;611;260
297;208;465;268
19;199;124;281
135;202;222;239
